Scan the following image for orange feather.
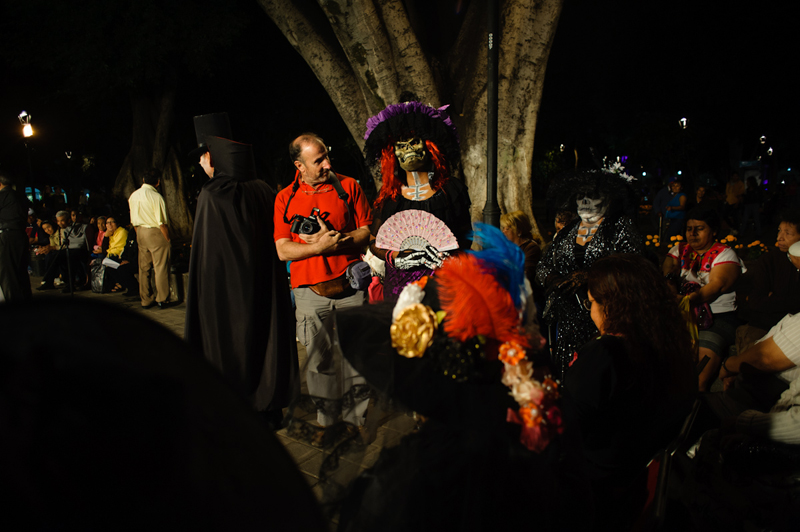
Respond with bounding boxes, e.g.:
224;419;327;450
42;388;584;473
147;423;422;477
437;255;529;349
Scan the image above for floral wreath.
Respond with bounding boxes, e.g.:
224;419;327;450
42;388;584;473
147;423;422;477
386;224;563;452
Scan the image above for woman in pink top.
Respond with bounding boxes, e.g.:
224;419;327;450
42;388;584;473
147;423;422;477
92;216;107;254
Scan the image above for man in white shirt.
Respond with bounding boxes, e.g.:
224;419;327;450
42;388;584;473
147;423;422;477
128;169;170;309
711;313;800;444
707;313;800;421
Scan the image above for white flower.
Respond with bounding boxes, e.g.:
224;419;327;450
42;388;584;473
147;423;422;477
510;380;536;404
392;283;425;321
502;364;523;387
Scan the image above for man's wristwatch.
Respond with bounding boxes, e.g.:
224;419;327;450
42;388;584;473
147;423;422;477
721;356;733;373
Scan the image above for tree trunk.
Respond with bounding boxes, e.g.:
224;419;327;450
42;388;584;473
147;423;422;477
258;0;564;239
453;0;563;239
112;87;193;240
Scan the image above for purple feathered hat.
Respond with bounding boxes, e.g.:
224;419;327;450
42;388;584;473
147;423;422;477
363;99;461;169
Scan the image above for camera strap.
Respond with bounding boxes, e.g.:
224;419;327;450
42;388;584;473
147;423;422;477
282;170;353;229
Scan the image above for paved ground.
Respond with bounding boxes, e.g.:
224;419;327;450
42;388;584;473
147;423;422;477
28;273;414;528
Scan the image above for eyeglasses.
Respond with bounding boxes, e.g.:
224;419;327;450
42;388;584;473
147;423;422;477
582;299;592;311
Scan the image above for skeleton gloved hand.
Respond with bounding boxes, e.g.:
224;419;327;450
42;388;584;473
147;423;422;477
394;245;448;270
555;269;588;297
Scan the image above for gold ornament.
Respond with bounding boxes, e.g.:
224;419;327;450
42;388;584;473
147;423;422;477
390;303;438;358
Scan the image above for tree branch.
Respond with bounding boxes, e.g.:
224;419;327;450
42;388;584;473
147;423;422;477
258;0;370;147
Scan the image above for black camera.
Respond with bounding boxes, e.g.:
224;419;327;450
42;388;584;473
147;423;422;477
290;208;323;235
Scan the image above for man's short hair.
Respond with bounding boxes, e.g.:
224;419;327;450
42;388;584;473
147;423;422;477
289;134;325;163
0;173;15;187
143;168;161;186
779;209;800;233
42;220;54;229
56;210;71;220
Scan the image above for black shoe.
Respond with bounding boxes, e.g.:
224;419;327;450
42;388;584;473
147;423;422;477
157;301;171;310
37;283;55;291
142;302;156;309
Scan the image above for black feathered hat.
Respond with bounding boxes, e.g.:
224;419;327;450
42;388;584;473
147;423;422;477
547;167;638;220
363;101;460;168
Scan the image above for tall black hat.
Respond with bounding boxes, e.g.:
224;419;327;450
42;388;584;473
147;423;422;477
206;137;257;181
190;112;232;159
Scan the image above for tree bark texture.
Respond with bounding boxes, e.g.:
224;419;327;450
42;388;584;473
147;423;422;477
258;0;563;237
112;88;193;240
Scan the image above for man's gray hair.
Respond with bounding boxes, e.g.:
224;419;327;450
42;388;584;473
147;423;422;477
56;210;71;219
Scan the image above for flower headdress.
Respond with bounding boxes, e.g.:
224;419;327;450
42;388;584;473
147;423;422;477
601;159;636;183
388;224;561;452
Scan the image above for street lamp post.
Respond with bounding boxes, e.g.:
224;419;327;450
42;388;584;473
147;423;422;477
18;111;34;195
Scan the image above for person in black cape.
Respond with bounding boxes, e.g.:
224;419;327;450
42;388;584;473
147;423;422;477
184;113;299;427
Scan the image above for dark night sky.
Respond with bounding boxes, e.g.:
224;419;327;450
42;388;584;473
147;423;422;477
0;0;796;195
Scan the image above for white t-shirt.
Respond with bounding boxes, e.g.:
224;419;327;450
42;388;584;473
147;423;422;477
668;243;746;314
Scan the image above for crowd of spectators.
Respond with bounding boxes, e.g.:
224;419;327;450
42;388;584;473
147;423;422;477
30;207;140;296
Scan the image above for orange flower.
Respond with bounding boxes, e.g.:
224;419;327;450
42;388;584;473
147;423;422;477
498;341;526;366
412;276;429;289
519;405;542;427
543;377;559;396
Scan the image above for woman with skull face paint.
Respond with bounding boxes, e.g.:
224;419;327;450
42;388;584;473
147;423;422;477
536;169;643;381
363;98;473;301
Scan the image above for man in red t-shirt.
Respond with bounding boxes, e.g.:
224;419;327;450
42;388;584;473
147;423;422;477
274;133;373;427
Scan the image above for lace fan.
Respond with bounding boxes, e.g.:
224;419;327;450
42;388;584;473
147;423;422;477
376;209;459;252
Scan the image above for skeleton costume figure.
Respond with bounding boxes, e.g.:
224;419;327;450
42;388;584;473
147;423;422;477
364;96;472;301
536;168;643;381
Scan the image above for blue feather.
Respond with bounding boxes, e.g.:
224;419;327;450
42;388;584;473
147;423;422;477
467;223;526;309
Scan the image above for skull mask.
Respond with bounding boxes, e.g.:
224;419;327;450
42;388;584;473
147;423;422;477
394;137;428;171
576;193;609;224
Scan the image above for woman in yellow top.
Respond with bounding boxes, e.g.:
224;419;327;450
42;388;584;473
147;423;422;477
106;218;128;258
104;217;137;295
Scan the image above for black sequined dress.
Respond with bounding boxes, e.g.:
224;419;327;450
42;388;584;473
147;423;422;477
535;217;642;381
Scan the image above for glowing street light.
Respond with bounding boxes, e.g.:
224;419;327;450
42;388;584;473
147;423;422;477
18;110;33;138
679;117;688;129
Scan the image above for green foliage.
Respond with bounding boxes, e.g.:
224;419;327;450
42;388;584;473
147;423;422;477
531;148;562;195
4;0;247;100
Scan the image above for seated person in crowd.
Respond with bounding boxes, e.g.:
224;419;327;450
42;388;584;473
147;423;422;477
714;312;800;445
662;206;746;391
734;210;800;352
103;216;138;296
26;209;48;248
563;254;696;527
711;310;800;419
36;210;91;292
92;216;107;256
